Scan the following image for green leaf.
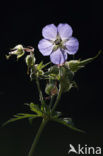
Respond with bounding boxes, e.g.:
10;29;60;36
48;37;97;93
29;103;42;115
51;111;62;118
29;103;42;114
2;113;40;127
28;116;37;125
63;118;74;125
28;118;33;125
51;117;85;133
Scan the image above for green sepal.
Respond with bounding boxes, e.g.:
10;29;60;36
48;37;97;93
25;54;36;67
60;66;74;81
78;50;102;66
37;61;44;70
6;45;25;60
45;65;59;80
62;81;78;93
5;54;11;60
59;67;76;92
51;117;85;133
30;62;50;80
37;61;51;70
17;50;25;60
45;83;58;95
2;113;40;127
41;103;49;114
48;65;59;75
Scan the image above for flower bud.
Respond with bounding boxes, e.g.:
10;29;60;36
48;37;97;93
45;83;58;95
64;52;101;73
59;66;74;92
25;54;36;67
65;60;82;72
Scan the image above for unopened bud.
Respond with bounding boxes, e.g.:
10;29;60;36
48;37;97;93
45;83;58;95
65;60;82;72
25;54;36;67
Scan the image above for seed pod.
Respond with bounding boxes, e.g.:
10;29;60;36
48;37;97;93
7;44;25;60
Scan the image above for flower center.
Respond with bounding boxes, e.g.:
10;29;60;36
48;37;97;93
53;35;65;52
55;38;62;45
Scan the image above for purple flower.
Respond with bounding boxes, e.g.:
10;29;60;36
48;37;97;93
38;23;79;65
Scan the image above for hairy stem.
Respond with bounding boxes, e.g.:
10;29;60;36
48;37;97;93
36;77;45;105
28;119;48;156
51;84;62;113
49;95;55;109
51;67;63;113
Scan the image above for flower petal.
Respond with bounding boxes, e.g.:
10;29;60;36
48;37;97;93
57;23;73;40
50;48;67;65
38;39;54;56
65;37;79;55
42;24;57;41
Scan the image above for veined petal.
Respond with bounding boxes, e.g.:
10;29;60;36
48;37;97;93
38;39;54;56
65;37;79;55
50;48;67;65
42;24;57;41
57;23;73;40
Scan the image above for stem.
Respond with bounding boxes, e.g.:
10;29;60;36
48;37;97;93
49;95;55;109
51;84;62;113
51;67;63;113
28;119;48;156
36;77;45;105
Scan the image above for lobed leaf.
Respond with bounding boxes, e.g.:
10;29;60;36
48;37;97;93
2;113;40;127
29;103;42;115
51;117;85;133
51;111;62;118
